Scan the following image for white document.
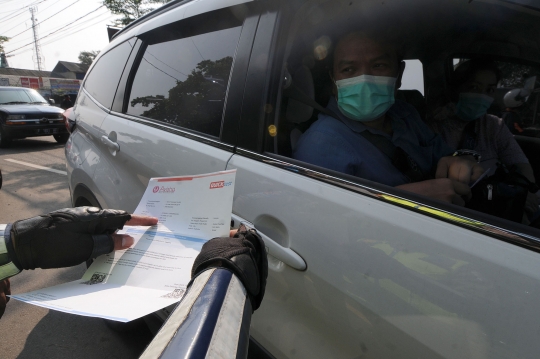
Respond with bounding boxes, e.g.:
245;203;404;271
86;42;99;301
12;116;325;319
10;170;236;322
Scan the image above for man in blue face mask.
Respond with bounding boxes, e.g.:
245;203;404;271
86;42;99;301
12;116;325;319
293;32;484;205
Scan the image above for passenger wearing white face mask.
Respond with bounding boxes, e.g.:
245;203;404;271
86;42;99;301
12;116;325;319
294;32;484;206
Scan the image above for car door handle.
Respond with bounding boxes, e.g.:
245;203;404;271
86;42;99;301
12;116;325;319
232;214;306;271
101;135;120;152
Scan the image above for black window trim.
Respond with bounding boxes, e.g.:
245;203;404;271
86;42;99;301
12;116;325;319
111;38;142;113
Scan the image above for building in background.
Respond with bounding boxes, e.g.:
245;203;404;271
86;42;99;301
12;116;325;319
0;60;88;105
51;61;88;80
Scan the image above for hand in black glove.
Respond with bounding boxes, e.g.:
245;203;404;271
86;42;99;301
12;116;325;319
191;224;268;311
6;207;158;270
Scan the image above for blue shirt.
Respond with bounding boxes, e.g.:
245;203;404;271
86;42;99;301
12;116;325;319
293;98;453;186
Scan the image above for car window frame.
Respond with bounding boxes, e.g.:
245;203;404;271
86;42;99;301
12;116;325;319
113;5;256;147
235;0;540;253
80;39;138;111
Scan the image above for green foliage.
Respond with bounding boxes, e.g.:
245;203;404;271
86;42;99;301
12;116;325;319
130;56;233;136
103;0;171;26
0;36;10;53
78;50;100;66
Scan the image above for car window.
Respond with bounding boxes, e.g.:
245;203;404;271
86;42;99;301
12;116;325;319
126;20;242;138
25;89;48;103
0;89;33;104
401;59;424;95
265;0;540;228
83;39;136;109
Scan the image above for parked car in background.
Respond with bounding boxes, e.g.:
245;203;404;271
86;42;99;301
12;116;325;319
0;86;68;147
65;0;540;358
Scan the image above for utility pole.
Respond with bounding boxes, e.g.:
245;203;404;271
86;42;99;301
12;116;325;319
29;7;44;71
0;53;11;68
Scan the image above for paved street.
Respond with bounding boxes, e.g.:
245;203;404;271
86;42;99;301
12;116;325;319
0;136;154;359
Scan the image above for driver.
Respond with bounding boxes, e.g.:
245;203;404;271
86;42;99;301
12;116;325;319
293;31;483;206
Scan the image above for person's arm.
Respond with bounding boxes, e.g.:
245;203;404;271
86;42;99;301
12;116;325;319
139;225;268;359
293;126;361;176
435;155;484;184
0;207;158;281
397;178;472;206
405;107;455;167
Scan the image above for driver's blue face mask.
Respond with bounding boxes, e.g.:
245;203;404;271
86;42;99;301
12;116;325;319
455;93;494;121
335;75;397;122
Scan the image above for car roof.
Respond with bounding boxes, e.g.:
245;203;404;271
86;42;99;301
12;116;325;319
110;0;254;43
110;0;188;41
292;0;540;66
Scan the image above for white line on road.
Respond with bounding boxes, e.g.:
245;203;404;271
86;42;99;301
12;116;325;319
4;159;67;175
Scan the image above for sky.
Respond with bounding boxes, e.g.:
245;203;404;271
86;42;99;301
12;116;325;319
0;0;117;71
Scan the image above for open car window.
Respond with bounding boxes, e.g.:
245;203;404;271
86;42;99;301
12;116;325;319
270;0;540;229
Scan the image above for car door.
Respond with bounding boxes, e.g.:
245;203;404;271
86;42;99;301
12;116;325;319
68;39;137;205
227;3;540;358
92;2;259;212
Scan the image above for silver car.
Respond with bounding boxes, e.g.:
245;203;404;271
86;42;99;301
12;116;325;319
66;0;540;357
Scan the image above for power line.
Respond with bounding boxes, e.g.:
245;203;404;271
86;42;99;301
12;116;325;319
0;0;47;24
9;12;115;56
5;0;82;39
5;8;110;47
36;0;64;14
37;12;113;47
5;5;104;54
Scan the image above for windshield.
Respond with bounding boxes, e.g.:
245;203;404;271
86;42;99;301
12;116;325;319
0;88;48;104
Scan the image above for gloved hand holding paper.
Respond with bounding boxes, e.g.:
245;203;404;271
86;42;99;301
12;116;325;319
9;170;236;322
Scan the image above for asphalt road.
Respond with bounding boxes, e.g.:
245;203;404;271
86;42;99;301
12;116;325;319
0;136;154;359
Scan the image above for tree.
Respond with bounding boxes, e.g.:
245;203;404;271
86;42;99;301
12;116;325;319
0;36;9;53
103;0;171;26
78;50;100;66
130;56;233;137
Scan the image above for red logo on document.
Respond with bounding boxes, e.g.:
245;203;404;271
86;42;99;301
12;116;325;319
210;181;225;189
153;186;160;193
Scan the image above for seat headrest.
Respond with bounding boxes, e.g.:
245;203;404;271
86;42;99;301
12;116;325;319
286;65;315;124
396;89;426;120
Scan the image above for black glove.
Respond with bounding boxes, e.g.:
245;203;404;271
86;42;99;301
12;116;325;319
5;207;131;270
191;224;268;311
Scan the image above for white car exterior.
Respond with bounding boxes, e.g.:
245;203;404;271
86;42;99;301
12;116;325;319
65;0;540;357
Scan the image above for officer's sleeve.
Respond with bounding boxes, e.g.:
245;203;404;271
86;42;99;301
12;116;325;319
0;225;21;281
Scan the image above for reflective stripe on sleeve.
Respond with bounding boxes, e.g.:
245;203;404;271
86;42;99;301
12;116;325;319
0;228;21;280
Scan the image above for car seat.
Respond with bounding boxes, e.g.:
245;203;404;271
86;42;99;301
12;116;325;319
396;89;426;121
278;65;317;156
